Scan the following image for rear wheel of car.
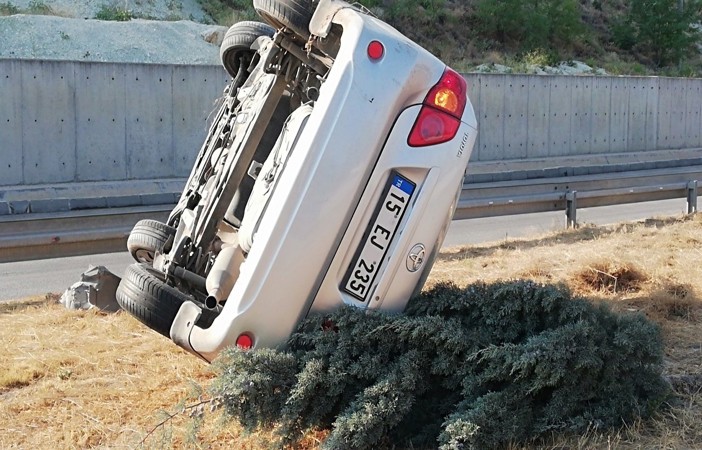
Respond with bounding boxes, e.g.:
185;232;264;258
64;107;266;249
127;219;176;264
220;21;276;78
253;0;316;42
116;263;215;338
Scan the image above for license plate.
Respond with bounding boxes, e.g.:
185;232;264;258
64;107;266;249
342;172;416;301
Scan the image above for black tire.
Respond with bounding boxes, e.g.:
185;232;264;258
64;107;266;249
220;21;276;78
116;263;216;338
127;219;176;264
253;0;316;42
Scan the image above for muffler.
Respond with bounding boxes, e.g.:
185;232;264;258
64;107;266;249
205;245;244;308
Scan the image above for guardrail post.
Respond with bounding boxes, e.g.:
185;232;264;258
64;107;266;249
687;180;698;214
565;191;577;229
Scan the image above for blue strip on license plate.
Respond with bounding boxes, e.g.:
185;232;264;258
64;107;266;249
342;172;416;301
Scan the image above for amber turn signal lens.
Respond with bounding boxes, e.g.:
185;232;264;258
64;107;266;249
433;88;460;114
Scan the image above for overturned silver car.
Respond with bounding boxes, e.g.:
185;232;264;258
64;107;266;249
117;0;477;361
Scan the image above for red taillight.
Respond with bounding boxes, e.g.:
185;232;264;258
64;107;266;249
367;40;384;61
408;107;461;147
408;68;467;147
236;333;253;349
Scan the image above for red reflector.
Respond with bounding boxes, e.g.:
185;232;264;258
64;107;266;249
236;333;253;349
408;67;467;147
367;40;384;61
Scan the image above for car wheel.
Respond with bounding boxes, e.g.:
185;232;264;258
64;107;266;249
116;263;216;338
253;0;316;42
127;219;176;264
220;21;276;78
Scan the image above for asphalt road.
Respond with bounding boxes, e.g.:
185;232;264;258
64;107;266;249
442;197;687;246
0;198;689;301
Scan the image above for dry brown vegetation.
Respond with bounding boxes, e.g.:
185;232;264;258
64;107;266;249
3;214;702;448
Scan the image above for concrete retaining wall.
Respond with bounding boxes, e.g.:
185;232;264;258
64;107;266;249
0;59;229;188
2;59;702;193
465;73;702;162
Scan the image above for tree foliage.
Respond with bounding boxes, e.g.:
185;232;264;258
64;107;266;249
613;0;702;66
212;281;669;449
474;0;585;52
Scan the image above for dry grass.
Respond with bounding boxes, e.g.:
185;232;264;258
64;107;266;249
0;295;271;449
2;214;702;448
434;215;702;322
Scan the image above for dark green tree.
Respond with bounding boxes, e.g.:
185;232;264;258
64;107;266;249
475;0;584;52
212;281;669;449
615;0;702;66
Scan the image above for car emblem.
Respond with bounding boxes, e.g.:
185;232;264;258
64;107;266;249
406;244;426;272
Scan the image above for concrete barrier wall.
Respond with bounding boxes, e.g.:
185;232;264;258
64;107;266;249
0;59;229;187
2;59;702;190
464;73;702;162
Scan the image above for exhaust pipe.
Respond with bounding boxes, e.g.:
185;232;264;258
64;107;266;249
205;245;244;306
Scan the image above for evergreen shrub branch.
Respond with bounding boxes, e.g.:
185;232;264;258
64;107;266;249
211;280;669;449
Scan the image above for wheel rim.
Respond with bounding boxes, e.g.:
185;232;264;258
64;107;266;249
134;248;154;263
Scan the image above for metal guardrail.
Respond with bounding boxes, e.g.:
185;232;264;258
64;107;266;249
1;166;700;262
455;165;702;227
0;205;170;263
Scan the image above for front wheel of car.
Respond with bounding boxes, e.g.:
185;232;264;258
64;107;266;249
116;263;215;338
220;20;276;78
253;0;316;42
